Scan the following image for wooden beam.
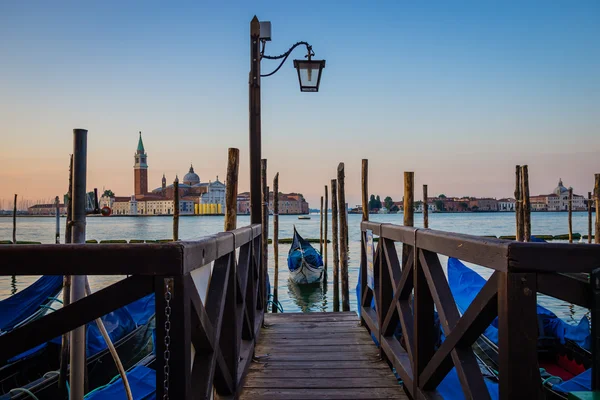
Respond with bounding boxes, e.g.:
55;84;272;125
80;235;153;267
331;179;340;312
537;272;590;308
508;241;600;273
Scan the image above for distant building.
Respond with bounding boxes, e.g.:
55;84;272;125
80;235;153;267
104;132;226;215
497;198;516;212
28;203;67;215
470;198;498;211
531;179;587;211
237;192;309;215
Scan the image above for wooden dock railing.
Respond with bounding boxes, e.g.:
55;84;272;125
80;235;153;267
360;221;600;399
0;224;264;399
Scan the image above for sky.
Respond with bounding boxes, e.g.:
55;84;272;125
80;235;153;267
1;1;599;209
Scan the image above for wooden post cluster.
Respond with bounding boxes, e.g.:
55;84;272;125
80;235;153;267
261;159;269;309
331;179;339;312
173;176;180;241
362;160;369;222
595;174;600;244
320;196;324;255
589;192;593;244
515;166;524;242
224;148;239;232
515;165;531;242
12;194;17;244
337;163;350;312
324;185;328;274
568;188;573;243
272;173;279;313
423;184;429;229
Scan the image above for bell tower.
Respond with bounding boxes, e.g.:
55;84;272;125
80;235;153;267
134;131;148;197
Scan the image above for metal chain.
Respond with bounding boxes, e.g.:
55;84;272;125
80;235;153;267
163;279;172;400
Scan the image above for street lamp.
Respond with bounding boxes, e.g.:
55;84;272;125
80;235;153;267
249;16;326;224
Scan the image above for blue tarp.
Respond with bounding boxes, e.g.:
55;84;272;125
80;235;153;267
554;369;592;393
85;365;156;400
0;275;63;332
448;257;591;350
287;228;323;272
9;294;155;363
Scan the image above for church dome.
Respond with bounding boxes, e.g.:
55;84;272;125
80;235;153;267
183;164;200;185
553;178;568;195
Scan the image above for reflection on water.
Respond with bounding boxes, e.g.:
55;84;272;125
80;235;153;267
286;277;328;312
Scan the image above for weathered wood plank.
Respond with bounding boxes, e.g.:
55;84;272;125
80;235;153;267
239;387;406;399
259;352;380;362
246;369;393;379
248;361;390;370
244;377;400;388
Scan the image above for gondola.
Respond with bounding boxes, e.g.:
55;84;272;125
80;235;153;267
287;227;324;284
448;257;592;399
0;275;63;335
0;294;155;399
84;353;156;399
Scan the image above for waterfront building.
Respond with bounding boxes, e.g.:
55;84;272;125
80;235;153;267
28;203;68;215
530;179;587;211
470;198;498;211
497;198;516;212
237;192;309;215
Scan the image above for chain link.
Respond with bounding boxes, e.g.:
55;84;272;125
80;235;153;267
163;279;172;400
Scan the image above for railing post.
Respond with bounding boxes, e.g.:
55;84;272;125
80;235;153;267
413;245;435;394
592;268;600;390
498;271;542;399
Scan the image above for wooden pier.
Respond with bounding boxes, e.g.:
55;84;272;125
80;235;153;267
240;312;407;399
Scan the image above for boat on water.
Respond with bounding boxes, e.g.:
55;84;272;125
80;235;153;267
0;275;63;335
287;227;323;284
298;216;311;220
0;293;155;399
448;257;592;399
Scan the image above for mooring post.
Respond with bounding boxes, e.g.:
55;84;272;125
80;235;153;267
595;174;600;244
173;176;180;241
272;173;279;313
337;163;350;312
55;196;60;244
224;148;239;231
568;187;573;243
515;165;523;242
70;128;88;400
360;160;369;325
59;155;73;393
423;184;429;229
93;188;99;213
589;192;593;244
324;185;328;275
331;179;339;312
362;159;368;222
12;194;17;244
320;196;324;255
261;159;268;309
521;165;531;242
404;172;414;228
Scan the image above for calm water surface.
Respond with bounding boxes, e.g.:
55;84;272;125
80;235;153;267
0;212;595;324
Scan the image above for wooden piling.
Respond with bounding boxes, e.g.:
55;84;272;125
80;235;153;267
59;156;73;392
331;179;339;312
261;159;269;309
173;176;179;241
362;159;368;222
515;165;524;242
589;192;593;244
320;196;324;255
595;174;600;244
272;173;279;313
65;155;73;244
224;148;239;231
324;185;328;275
12;194;17;244
423;184;429;229
568;187;573;243
55;196;60;244
337;163;350;311
404;172;414;227
521;165;531;242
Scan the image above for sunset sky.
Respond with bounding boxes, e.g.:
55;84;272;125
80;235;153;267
1;1;599;209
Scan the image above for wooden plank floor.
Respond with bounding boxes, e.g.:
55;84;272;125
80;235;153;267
239;312;408;400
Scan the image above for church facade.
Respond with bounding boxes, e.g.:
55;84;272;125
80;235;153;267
102;133;226;215
530;179;587;211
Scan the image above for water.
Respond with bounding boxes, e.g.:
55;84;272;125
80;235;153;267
0;212;595;324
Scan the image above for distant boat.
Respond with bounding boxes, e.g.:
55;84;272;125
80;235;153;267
287;227;323;284
298;216;311;220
